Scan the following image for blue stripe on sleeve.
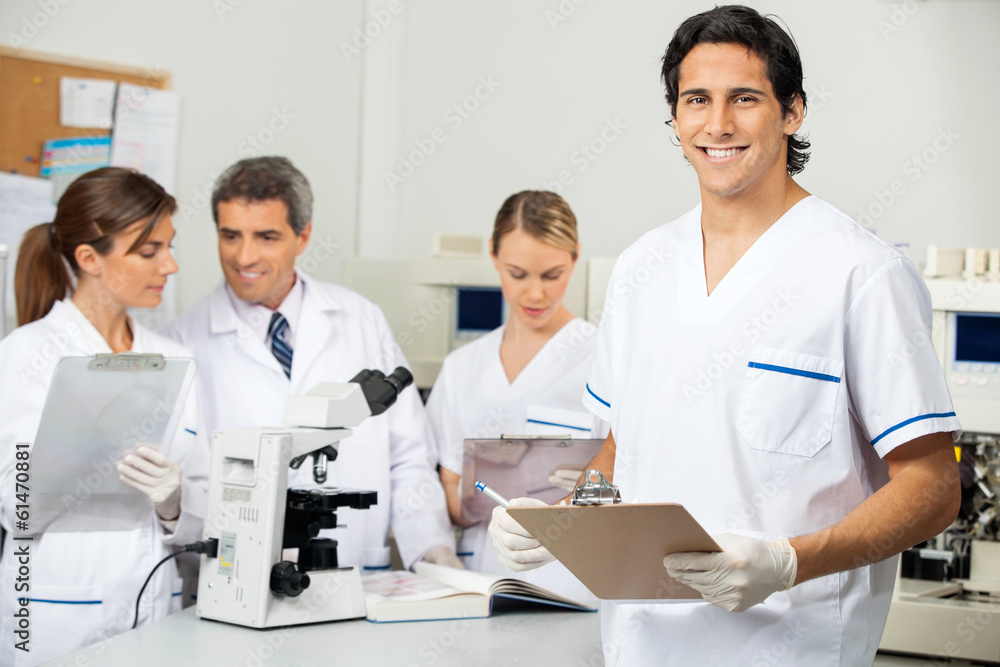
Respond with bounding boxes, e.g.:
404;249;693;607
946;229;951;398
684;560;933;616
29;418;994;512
525;419;591;433
747;362;841;383
29;599;102;605
586;383;610;408
870;412;958;446
185;428;197;436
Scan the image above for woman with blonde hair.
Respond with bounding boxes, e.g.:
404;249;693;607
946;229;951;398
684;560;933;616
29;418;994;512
426;190;607;602
0;167;207;666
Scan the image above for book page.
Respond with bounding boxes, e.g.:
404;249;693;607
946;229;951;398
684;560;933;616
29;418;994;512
413;561;500;596
413;562;592;609
362;570;468;603
488;580;592;609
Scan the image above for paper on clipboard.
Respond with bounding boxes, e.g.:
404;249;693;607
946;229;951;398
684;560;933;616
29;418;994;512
507;503;721;601
28;354;195;534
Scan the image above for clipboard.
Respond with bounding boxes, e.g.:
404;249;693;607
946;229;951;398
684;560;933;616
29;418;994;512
507;503;721;601
459;437;604;524
28;354;195;534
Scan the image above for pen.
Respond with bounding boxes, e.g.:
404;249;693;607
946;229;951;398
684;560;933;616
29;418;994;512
475;481;509;508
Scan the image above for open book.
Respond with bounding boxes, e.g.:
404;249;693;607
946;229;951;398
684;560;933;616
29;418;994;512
361;562;597;623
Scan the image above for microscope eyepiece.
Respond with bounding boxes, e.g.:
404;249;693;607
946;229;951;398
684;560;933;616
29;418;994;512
384;367;413;395
350;366;414;416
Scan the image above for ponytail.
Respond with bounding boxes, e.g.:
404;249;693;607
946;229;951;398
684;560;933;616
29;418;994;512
15;223;73;325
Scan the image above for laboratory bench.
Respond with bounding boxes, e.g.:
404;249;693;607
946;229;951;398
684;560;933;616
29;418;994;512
47;604;604;667
47;605;972;666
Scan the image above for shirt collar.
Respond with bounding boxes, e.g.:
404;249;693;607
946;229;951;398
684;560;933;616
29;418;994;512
223;272;306;347
209;270;343;338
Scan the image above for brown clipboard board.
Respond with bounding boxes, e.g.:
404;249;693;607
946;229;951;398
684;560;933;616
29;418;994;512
507;503;721;601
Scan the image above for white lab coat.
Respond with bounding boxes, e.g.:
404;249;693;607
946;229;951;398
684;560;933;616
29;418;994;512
166;272;453;570
0;300;208;667
427;318;608;604
582;196;962;666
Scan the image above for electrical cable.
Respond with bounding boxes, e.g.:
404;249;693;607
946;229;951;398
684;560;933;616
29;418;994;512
132;538;218;630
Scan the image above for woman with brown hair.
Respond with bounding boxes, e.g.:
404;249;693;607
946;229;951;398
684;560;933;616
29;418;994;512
0;167;207;666
425;190;608;603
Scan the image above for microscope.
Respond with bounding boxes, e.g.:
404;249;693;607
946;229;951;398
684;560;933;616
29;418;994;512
196;368;413;629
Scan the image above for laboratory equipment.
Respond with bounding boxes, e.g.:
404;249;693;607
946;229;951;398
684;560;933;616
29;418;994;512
196;367;412;629
879;278;1000;664
926;278;1000;434
924;245;967;278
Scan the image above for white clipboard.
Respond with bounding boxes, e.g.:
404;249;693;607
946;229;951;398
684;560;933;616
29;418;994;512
28;354;195;533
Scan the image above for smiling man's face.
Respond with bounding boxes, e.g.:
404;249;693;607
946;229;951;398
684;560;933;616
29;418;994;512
216;198;311;309
672;42;803;201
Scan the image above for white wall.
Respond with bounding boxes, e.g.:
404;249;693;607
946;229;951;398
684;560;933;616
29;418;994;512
364;0;1000;267
0;0;365;312
2;1;998;317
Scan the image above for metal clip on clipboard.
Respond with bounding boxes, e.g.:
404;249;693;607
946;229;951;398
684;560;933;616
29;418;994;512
572;469;622;506
89;353;167;370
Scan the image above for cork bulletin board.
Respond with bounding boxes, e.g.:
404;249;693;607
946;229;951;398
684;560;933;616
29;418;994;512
0;46;170;177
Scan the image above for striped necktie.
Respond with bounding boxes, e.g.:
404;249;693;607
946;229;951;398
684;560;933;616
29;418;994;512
268;311;293;379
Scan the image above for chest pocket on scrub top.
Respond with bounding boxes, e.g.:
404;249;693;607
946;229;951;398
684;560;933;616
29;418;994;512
736;347;843;457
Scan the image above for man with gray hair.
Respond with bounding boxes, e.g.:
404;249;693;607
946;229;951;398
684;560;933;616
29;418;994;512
167;156;459;573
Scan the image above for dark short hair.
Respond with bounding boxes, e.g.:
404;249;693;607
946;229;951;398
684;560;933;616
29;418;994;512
661;5;810;175
212;156;313;234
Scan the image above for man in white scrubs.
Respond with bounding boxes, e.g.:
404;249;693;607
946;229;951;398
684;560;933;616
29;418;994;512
489;6;962;665
167;157;457;572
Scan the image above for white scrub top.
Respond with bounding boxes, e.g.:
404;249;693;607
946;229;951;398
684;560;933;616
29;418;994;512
0;300;208;667
428;317;608;604
582;196;961;667
166;272;454;571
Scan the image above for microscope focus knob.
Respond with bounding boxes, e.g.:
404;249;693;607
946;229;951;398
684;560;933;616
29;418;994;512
270;561;311;597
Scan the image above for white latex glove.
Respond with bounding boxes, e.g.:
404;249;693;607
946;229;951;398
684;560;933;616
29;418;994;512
488;497;555;572
117;445;182;521
548;468;583;492
664;533;797;612
420;545;465;570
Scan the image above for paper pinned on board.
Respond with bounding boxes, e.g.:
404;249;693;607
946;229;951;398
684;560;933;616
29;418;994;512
0;173;56;319
59;77;117;129
110;83;180;194
41;136;112;204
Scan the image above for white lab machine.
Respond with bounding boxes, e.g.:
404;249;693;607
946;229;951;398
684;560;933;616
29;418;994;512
196;368;412;629
341;258;587;389
879;277;1000;664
